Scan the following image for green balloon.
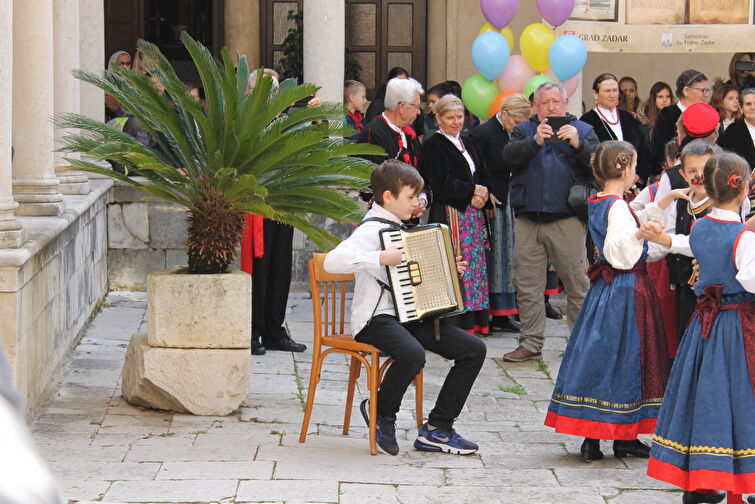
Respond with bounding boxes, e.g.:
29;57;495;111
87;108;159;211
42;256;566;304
523;74;555;99
461;75;498;119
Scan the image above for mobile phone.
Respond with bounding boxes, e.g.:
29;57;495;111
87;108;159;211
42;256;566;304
735;61;755;72
545;115;569;142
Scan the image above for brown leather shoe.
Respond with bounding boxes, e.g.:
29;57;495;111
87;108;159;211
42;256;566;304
502;346;542;362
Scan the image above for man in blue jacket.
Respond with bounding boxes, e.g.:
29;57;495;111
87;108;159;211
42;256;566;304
502;82;599;362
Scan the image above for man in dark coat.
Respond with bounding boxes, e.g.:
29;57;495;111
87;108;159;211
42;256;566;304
501;82;599;362
719;88;755;168
357;77;427;218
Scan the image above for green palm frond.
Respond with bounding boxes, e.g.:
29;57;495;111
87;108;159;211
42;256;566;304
57;32;385;272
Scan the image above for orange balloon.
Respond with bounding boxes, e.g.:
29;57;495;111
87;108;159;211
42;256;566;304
488;91;516;118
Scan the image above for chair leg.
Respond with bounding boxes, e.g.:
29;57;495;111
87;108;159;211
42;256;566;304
727;493;744;503
368;352;380;455
414;368;424;429
298;351;325;444
343;355;360;435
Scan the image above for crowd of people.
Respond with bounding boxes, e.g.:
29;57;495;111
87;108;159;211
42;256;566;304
333;54;755;503
99;46;755;502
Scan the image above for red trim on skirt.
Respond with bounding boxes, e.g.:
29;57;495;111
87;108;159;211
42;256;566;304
475;324;490;335
544;286;563;296
545;410;657;440
490;308;519;316
647;457;755;494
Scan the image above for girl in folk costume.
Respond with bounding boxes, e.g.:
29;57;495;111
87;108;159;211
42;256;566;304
423;94;492;335
647;153;755;504
545;140;689;462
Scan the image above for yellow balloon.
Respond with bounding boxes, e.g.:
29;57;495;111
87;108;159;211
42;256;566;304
520;23;555;73
479;24;515;52
501;27;515;52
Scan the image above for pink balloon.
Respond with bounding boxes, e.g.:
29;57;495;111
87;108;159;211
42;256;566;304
545;68;580;97
480;0;519;30
497;55;537;93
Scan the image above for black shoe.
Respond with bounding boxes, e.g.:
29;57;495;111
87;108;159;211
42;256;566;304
264;336;307;352
545;301;563;320
359;399;399;455
491;316;520;333
682;490;726;504
613;439;650;458
580;438;603;461
251;340;266;355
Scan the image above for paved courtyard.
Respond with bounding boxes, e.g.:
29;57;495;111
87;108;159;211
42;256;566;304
31;290;689;504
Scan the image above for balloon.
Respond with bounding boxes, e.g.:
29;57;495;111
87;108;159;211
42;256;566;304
472;31;511;81
497;55;537;93
462;75;499;119
479;23;516;52
480;0;519;29
545;68;581;97
548;34;587;81
488;91;516;118
536;0;576;27
520;23;556;72
523;74;555;99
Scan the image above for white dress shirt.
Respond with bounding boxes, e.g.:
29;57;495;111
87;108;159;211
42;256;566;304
595;106;623;141
602;194;664;269
324;203;401;336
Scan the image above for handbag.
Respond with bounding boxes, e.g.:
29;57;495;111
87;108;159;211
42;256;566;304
552;143;596;222
568;181;597;222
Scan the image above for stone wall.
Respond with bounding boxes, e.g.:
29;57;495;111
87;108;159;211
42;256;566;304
107;179;189;291
0;179;112;414
108;179;357;292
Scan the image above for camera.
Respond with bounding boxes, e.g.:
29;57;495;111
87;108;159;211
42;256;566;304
735;61;755;72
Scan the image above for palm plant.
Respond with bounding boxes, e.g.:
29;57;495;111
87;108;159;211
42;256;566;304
57;33;383;274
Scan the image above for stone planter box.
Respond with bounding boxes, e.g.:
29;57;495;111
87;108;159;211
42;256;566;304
147;267;251;349
122;267;252;415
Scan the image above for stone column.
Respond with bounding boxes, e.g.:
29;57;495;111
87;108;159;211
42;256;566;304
78;0;104;122
54;0;89;195
225;0;260;68
12;0;64;216
303;0;344;103
0;0;24;247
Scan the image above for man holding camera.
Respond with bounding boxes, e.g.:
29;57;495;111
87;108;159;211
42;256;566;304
501;81;600;362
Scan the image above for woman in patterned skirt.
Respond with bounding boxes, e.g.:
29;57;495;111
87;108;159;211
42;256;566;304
423;94;493;334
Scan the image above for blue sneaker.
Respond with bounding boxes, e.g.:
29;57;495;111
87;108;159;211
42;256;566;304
359;399;399;456
414;423;479;455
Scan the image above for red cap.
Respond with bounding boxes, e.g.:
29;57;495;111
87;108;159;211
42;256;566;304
681;102;719;138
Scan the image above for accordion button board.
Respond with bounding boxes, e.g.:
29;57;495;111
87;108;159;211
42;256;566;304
379;223;465;324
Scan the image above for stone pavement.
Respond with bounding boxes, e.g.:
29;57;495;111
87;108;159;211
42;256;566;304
30;291;689;504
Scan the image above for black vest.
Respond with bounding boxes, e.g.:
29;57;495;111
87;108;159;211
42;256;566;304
666;197;713;285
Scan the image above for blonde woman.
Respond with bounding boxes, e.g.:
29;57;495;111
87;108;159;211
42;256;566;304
423;94;493;335
469;94;531;332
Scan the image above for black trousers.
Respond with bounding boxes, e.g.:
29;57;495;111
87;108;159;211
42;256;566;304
355;314;487;429
252;219;294;346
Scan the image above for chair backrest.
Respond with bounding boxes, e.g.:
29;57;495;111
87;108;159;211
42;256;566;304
309;253;354;339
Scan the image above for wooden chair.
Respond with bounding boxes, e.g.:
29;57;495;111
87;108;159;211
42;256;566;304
299;253;423;455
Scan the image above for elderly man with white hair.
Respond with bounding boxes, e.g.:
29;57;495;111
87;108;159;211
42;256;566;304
357;77;426;218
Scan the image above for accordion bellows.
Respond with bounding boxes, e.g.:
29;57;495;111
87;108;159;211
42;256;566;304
379;224;465;323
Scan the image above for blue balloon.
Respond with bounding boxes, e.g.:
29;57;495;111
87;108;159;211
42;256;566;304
548;34;587;82
471;31;511;81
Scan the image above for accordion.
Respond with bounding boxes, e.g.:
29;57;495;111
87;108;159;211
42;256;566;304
379;224;465;324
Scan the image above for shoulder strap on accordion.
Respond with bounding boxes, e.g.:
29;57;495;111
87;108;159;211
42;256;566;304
359;217;403;228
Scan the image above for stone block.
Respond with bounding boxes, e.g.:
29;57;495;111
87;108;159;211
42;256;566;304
110;178;149;203
122;333;250;416
165;249;187;269
149;202;188;249
108;249;166;291
108;203;148;249
147;268;251;349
